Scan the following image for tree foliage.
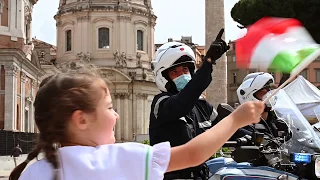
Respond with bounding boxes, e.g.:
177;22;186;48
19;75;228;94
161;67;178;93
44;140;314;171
231;0;320;43
141;140;150;145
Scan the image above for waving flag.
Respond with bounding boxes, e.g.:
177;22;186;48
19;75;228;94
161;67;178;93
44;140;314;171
236;17;320;75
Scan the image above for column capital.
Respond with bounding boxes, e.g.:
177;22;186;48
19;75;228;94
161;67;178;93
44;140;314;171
136;93;148;100
31;79;37;88
21;72;27;83
114;93;130;99
4;64;19;77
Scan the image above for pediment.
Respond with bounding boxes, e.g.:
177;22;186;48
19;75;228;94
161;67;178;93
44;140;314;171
99;68;131;83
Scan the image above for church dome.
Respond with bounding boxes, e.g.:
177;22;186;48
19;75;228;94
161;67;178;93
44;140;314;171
57;0;153;17
59;0;151;9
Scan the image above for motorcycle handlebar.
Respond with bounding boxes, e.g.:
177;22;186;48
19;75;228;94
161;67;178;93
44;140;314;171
223;141;239;147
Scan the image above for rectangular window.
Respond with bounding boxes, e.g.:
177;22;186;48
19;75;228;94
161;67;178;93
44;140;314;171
301;69;308;79
98;28;110;49
232;56;236;62
316;69;320;82
137;30;144;51
233;72;237;84
66;30;72;52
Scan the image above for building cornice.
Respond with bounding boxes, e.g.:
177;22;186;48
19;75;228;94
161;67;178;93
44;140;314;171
55;4;157;21
0;49;46;77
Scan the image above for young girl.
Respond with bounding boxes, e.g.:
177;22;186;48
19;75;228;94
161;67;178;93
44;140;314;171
9;71;264;180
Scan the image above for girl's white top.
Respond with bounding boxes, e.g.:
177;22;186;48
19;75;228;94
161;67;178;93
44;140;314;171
19;142;171;180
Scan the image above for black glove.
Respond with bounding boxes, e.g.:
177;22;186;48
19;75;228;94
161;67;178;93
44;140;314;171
205;28;230;64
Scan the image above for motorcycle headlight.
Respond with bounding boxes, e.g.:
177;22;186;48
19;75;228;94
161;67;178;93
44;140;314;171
290;153;311;164
315;156;320;178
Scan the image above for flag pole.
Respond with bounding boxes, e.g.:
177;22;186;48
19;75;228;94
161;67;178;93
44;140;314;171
263;48;320;103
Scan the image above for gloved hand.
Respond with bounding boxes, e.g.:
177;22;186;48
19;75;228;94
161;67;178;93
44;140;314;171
205;28;230;64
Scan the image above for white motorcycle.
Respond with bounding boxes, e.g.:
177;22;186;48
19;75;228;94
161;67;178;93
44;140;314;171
207;89;320;180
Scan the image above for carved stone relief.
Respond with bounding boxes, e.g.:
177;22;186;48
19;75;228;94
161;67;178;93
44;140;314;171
77;52;91;63
136;93;148;100
117;16;131;21
21;72;27;83
77;15;90;22
136;52;142;67
4;65;19;76
114;50;127;67
31;79;37;88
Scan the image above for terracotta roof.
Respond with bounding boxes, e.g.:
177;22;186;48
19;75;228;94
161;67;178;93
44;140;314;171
32;38;57;49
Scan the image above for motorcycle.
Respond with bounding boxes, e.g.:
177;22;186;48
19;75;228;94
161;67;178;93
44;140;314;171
207;89;320;180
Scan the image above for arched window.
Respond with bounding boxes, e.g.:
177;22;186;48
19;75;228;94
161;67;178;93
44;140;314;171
98;27;110;49
137;30;144;51
65;30;72;52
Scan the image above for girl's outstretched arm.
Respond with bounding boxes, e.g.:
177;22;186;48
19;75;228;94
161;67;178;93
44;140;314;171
166;101;264;172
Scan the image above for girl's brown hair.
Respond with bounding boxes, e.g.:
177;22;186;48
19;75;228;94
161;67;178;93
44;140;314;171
9;71;108;180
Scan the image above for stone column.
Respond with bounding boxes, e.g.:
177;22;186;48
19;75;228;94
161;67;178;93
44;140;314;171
4;64;18;131
30;79;36;133
118;16;130;53
205;0;227;108
121;93;130;141
76;14;90;53
114;93;122;141
143;94;149;134
136;93;144;134
148;20;156;59
132;92;137;138
20;72;26;132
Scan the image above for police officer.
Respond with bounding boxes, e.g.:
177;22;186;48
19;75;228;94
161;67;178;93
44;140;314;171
236;72;291;140
149;29;229;180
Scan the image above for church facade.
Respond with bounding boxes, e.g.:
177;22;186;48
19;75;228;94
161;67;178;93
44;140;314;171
55;0;158;142
0;0;45;133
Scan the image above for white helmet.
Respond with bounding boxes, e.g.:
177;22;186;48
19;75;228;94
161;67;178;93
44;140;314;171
152;41;196;92
237;72;274;104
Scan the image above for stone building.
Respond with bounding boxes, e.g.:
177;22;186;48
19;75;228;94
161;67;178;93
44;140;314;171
55;0;157;142
0;0;46;133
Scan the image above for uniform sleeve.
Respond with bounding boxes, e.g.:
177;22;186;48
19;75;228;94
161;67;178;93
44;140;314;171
148;142;171;180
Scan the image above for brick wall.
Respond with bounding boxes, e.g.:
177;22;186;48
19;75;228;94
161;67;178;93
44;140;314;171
0;35;24;50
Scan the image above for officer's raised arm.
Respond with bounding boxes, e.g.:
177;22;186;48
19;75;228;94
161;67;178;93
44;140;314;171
151;29;230;119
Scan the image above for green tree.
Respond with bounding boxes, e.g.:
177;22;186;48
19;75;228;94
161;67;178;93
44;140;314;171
231;0;320;43
141;140;150;145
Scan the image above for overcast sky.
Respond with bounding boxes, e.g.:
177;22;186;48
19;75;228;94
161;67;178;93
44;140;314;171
32;0;246;46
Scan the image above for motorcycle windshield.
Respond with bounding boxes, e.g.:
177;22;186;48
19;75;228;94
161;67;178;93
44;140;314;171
267;89;320;154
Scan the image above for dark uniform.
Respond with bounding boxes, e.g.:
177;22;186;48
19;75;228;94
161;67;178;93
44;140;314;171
149;60;220;180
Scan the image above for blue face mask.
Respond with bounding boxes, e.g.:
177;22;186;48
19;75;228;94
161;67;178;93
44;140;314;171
172;74;192;91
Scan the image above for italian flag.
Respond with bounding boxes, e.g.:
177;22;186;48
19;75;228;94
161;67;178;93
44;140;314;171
236;17;320;75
